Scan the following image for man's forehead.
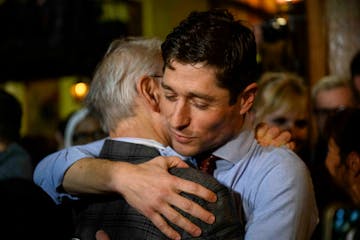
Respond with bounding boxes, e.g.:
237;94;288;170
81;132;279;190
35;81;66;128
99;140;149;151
161;69;232;103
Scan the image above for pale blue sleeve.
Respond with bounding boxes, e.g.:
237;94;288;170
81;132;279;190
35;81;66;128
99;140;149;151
33;138;106;204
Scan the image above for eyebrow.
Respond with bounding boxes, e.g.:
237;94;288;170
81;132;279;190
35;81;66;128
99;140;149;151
160;81;172;91
160;81;216;102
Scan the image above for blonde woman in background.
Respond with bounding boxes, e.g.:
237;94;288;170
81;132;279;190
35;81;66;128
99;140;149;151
252;72;312;166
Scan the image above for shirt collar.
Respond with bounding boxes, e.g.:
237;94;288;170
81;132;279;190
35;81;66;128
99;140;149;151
110;137;166;150
212;125;255;164
109;137;197;165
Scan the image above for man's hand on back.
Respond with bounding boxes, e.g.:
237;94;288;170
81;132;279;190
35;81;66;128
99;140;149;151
63;156;216;240
112;156;217;240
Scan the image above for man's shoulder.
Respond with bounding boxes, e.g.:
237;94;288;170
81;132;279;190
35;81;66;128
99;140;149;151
244;146;313;198
251;145;308;175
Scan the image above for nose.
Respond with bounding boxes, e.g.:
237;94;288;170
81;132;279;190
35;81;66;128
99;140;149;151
169;100;190;130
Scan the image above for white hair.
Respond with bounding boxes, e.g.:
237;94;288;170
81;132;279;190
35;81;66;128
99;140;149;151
311;75;350;104
85;37;163;132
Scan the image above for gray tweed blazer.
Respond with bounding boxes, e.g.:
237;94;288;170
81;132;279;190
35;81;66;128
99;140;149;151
72;139;244;240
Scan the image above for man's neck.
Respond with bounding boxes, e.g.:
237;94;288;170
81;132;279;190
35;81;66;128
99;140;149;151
110;115;168;146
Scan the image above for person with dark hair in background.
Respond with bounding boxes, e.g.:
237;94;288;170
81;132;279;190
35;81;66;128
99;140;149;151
0;89;32;180
325;108;360;206
0;89;73;239
350;50;360;106
35;9;317;239
319;108;360;239
0;177;73;240
310;75;357;222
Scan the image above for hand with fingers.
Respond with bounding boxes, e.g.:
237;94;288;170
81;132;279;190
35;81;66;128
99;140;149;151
64;155;222;239
255;122;296;150
115;156;217;239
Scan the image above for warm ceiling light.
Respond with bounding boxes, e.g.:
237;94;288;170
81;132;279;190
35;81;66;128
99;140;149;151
276;17;287;26
70;82;89;101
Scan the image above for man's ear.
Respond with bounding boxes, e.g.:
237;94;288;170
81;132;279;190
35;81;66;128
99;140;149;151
240;82;257;115
347;151;360;178
137;76;160;112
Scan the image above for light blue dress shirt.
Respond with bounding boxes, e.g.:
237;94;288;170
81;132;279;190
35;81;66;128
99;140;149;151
34;130;318;239
212;129;318;239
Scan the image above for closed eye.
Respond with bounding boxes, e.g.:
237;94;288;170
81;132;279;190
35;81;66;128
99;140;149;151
193;101;209;110
164;93;177;102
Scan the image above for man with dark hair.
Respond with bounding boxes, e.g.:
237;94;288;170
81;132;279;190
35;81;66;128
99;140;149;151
0;89;32;180
35;9;317;239
157;9;317;239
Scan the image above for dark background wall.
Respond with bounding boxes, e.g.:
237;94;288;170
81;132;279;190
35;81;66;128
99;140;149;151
0;0;131;82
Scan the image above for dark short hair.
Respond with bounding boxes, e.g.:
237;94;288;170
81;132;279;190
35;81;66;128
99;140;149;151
0;89;22;142
351;51;360;78
325;108;360;164
161;9;258;104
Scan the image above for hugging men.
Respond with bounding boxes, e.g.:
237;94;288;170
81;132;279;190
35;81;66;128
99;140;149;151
35;9;318;239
